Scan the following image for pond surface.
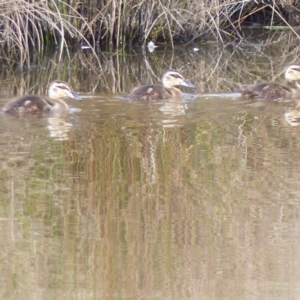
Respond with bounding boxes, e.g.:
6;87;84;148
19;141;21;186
1;39;300;299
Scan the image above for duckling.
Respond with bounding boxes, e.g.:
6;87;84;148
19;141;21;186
238;64;300;100
129;70;195;101
2;80;80;115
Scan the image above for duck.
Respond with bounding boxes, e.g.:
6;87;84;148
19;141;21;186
129;70;195;101
2;80;81;115
238;64;300;100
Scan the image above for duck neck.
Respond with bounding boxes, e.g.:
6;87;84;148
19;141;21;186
51;99;69;112
287;81;300;90
167;87;183;98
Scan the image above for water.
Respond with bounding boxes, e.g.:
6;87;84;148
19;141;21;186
1;39;300;299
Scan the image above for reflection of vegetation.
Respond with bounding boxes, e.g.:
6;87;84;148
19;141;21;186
1;32;300;98
0;84;300;297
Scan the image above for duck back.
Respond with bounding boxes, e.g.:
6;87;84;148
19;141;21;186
239;82;293;100
130;85;179;101
2;95;54;114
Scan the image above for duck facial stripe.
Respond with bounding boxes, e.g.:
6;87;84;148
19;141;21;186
288;65;300;72
169;73;184;79
56;84;70;91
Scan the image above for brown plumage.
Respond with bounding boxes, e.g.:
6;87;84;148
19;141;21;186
2;80;80;115
129;70;195;101
239;64;300;100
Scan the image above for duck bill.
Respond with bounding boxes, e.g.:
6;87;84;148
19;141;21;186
181;79;195;88
68;90;81;100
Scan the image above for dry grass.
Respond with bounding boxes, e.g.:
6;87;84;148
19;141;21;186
84;0;300;46
0;0;300;65
0;0;96;66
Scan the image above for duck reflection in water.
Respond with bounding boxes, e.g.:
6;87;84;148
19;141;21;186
129;70;195;101
47;117;73;140
238;64;300;101
2;80;81;115
159;98;188;117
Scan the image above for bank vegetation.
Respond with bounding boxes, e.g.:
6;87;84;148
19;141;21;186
0;0;300;64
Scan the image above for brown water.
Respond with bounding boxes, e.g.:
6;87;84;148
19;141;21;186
1;41;300;299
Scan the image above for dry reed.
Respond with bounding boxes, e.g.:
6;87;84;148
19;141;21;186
0;0;299;65
0;0;95;66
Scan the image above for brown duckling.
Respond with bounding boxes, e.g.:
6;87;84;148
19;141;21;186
2;80;81;115
129;70;195;101
239;64;300;100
